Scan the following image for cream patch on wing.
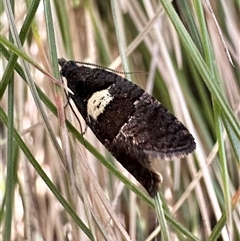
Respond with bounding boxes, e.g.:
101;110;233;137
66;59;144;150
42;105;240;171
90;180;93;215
87;89;113;120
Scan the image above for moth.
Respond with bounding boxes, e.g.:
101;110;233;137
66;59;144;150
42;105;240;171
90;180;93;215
58;58;196;197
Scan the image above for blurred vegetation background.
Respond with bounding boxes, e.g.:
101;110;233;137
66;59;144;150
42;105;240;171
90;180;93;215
0;0;239;241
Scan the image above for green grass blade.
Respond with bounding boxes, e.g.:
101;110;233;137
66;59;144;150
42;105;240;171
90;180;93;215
0;0;41;99
154;193;170;241
0;107;95;241
159;0;240;139
195;0;232;224
3;63;15;241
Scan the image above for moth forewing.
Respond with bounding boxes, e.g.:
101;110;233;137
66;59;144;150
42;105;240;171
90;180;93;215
58;58;196;197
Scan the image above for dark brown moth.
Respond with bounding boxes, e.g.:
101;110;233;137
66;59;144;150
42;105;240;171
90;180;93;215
58;58;196;197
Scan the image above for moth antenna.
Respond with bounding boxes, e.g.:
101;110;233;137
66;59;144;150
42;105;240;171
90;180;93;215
75;61;147;75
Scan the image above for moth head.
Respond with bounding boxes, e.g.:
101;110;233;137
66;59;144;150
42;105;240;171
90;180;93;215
58;58;77;78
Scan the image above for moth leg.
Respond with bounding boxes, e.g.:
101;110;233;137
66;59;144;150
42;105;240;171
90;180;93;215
82;123;88;135
63;94;71;108
65;96;88;135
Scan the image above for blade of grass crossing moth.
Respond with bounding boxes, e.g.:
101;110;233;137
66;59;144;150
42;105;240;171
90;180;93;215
44;0;97;237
